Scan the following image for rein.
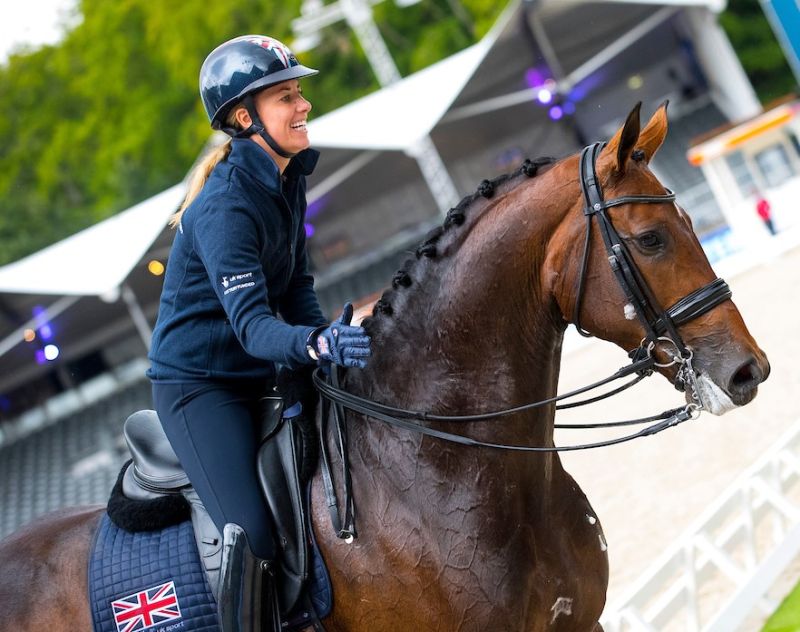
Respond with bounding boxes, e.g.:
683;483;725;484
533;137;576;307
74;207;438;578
315;143;732;540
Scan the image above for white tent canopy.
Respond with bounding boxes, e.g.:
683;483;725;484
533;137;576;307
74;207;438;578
307;39;494;151
0;184;185;296
305;0;722;152
305;0;523;151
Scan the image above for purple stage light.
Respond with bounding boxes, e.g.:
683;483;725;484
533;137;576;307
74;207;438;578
563;101;576;115
548;105;564;121
305;223;315;238
35;349;47;364
525;68;547;90
33;305;53;340
305;196;327;220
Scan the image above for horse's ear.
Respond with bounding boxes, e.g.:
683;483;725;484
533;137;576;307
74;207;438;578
636;100;669;162
604;102;641;173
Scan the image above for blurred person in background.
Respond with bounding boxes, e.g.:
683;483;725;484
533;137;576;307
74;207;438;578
754;188;777;235
146;35;372;632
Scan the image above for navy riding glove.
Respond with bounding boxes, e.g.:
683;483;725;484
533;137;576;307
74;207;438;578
311;303;371;369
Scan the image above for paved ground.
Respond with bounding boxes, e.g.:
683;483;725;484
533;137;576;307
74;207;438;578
553;227;800;623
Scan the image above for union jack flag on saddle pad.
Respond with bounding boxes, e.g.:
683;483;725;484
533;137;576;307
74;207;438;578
111;581;182;632
89;513;219;632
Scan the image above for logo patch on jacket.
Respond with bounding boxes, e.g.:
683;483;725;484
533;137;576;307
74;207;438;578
111;580;182;632
221;272;255;295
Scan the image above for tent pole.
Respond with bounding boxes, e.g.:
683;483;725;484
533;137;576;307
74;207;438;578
121;284;152;351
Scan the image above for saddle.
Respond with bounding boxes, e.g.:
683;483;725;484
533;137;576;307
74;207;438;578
115;396;328;629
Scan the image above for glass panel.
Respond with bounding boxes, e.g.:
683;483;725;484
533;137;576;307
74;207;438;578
724;151;756;196
754;143;795;188
789;132;800;159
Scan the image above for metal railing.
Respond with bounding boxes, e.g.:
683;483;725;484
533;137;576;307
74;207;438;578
601;420;800;631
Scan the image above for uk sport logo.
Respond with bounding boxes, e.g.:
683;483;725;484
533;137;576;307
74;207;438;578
246;36;291;68
110;580;182;632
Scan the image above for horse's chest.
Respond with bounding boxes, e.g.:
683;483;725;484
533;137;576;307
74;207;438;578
341;484;608;630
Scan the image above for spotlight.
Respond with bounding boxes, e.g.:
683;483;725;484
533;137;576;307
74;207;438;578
548;105;564;121
148;260;165;276
44;344;60;361
23;329;36;342
627;74;644;90
537;88;553;105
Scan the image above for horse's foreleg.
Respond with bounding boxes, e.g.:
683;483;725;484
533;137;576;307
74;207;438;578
0;506;103;632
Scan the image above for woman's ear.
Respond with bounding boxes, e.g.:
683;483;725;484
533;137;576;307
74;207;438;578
233;106;252;130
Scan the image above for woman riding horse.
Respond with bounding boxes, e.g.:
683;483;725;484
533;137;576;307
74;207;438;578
147;35;371;631
0;101;768;631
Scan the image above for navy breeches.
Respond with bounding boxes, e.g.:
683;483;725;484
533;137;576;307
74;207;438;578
152;380;275;559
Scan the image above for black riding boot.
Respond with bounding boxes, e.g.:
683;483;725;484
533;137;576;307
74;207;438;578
217;523;282;632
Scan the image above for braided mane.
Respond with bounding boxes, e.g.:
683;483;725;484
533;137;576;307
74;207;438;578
361;156;557;335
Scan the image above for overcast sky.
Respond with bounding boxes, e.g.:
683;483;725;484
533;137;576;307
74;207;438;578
0;0;78;63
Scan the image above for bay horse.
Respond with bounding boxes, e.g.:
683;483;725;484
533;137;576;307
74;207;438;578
0;103;769;631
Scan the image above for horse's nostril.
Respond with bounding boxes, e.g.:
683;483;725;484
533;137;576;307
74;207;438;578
729;358;762;394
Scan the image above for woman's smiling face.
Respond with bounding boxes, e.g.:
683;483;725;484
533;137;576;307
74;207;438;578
254;79;312;156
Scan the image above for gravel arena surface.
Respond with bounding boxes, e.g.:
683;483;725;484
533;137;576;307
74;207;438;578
555;232;800;627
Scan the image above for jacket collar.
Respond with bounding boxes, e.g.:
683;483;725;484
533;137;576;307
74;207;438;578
228;139;319;194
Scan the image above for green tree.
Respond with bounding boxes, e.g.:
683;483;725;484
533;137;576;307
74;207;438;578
0;0;501;266
720;0;798;103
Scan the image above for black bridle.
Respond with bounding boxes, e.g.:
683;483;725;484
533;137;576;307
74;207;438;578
573;142;732;357
314;143;734;540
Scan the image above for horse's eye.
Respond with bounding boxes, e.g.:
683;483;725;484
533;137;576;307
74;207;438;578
636;231;664;251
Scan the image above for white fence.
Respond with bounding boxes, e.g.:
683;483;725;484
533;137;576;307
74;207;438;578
602;420;800;631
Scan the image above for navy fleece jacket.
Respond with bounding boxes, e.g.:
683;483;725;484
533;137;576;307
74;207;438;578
147;139;327;381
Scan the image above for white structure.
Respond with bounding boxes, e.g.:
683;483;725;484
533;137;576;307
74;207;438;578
688;97;800;251
293;0;461;213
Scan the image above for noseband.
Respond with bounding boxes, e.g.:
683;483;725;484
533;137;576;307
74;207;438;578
574;142;731;359
314;143;735;540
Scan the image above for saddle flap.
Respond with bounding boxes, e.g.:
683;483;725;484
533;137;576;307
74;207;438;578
123;410;190;490
258;418;308;614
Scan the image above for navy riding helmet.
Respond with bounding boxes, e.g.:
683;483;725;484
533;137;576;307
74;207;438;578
199;35;318;157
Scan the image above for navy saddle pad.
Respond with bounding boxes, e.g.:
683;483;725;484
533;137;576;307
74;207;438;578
89;513;219;632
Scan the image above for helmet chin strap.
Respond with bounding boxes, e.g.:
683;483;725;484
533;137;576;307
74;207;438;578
235;93;296;159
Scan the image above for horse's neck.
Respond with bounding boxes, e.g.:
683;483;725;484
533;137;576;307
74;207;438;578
349;173;572;458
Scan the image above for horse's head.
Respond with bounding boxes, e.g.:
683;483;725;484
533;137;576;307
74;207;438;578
547;103;769;414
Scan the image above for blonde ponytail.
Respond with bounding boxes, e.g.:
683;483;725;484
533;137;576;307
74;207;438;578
170;140;232;228
170;107;244;228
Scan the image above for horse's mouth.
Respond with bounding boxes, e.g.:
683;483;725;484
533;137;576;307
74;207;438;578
684;373;744;415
